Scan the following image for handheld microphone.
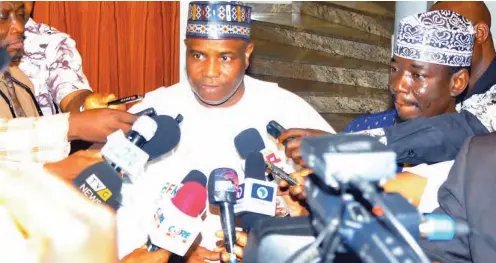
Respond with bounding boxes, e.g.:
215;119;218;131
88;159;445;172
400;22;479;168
266;120;294;147
235;152;277;230
234;128;295;184
148;178;207;256
102;114;181;183
208;168;239;263
72;161;123;211
142;115;182;161
126;115;158;147
102;116;157;181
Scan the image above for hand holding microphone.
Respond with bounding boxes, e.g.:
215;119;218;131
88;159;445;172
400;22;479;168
214;230;248;263
208;168;239;263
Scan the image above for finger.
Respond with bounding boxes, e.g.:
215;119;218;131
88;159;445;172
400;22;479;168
202;250;221;261
291;149;302;163
221;251;231;262
151;249;171;262
103;94;117;103
278;179;288;188
236;231;248;247
84;149;104;159
278;129;308;143
215;230;224;239
289;185;303;198
115;111;139;124
234;245;244;259
284;140;300;159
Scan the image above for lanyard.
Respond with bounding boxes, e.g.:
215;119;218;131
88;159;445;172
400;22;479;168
0;72;45;118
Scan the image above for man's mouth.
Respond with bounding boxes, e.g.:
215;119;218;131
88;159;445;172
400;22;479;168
200;85;221;93
7;40;23;49
393;94;420;108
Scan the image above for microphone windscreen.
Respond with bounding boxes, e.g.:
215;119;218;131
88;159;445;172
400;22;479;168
234;128;265;159
72;161;122;211
171;182;207;217
207;168;239;205
181;170;207;187
142;115;181;161
245;152;266;181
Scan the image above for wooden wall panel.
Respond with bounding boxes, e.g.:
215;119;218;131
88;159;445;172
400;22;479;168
31;1;180;97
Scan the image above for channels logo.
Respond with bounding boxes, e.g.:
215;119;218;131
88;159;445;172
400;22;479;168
251;183;274;202
86;174;112;201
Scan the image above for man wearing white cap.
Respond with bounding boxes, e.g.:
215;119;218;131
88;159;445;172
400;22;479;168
117;1;334;262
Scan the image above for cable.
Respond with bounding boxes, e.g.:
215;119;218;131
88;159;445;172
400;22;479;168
288;218;339;263
354;179;431;263
321;184;347;263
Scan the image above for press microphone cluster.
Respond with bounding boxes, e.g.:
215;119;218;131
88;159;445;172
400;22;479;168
72;112;182;211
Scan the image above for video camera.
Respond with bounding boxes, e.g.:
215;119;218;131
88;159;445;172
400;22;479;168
243;134;433;263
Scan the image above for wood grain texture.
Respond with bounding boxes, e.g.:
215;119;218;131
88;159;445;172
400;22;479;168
32;1;180;96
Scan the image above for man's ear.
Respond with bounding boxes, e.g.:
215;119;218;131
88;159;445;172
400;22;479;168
244;41;254;70
450;68;470;97
475;22;490;44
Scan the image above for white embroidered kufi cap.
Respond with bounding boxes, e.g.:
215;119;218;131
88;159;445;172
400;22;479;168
394;10;476;67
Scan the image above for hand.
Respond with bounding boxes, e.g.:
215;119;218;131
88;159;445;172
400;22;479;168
84;93;127;111
214;230;248;262
278;129;329;167
278;168;312;202
122;244;171;263
68;108;138;143
44;150;104;182
382;172;428;207
275;195;309;217
185;246;221;263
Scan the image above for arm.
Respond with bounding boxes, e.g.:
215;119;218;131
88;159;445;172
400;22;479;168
0;113;71;163
354;110;489;165
418;138;472;263
42;29;93;113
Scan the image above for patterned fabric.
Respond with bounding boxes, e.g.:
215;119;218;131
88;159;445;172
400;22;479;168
0;113;70;163
394;10;475;67
344;109;398;133
19;18;92;116
456;83;496;132
186;1;252;40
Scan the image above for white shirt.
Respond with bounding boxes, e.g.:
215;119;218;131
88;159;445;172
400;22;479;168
20;18;92;115
403;161;454;213
117;75;334;258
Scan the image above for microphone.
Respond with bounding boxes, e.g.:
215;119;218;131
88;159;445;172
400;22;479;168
208;168;239;263
234;128;296;185
181;169;208;186
102;115;157;181
235;152;277;230
148;172;207;256
72;161;123;211
142;115;181;161
102;114;181;183
126;115;157;147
